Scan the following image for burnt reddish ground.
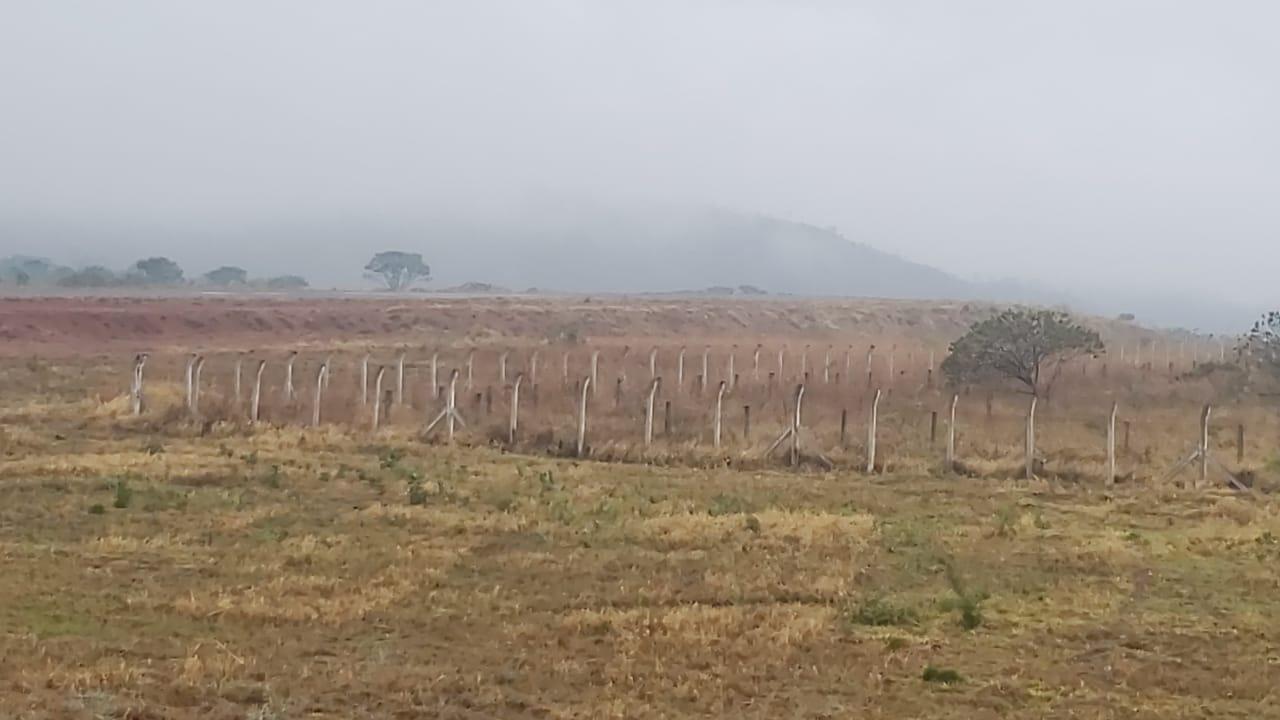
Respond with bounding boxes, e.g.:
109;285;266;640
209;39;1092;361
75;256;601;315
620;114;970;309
0;293;987;356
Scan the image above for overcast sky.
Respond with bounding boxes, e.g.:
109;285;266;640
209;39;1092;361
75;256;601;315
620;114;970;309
2;1;1277;309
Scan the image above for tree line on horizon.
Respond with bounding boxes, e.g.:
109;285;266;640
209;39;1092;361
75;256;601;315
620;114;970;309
0;255;310;291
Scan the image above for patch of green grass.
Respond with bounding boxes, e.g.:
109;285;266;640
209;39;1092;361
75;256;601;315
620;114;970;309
922;665;963;684
708;493;755;517
941;561;988;631
87;503;106;515
845;595;918;627
112;479;133;509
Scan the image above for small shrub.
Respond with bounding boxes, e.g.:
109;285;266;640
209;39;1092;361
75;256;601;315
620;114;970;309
846;596;917;627
112;479;133;509
993;504;1019;538
87;503;106;515
406;473;427;506
708;493;754;517
142;440;165;456
941;561;988;631
921;666;962;684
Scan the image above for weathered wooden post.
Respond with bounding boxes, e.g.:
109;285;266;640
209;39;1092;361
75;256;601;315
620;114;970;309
614;377;623;408
184;353;197;412
361;353;370;406
790;383;805;466
743;404;751;442
233;352;244;406
499;351;509;384
191;355;206;417
713;380;728;449
644;378;660;447
701;346;710;394
313;362;329;426
430;352;440;399
130;353;147;416
929;410;938;444
839;409;848;447
677;346;687;390
1198;404;1212;488
371;366;387;430
250;360;266;424
867;389;881;473
396;351;406;405
466;350;476;390
443;369;462;442
664;399;672;436
577;376;592;458
1106;402;1118;486
946;394;959;470
1237;423;1245;465
590;350;600;397
284;351;298;403
508;372;523;445
1025;396;1038;480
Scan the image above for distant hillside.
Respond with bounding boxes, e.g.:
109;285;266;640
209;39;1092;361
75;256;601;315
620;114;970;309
413;206;973;300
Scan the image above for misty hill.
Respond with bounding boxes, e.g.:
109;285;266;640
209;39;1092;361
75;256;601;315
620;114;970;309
417;207;972;299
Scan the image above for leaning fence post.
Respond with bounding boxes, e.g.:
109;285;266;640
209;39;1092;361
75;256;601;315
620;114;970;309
644;378;661;447
1106;402;1118;486
867;389;881;473
371;366;388;430
396;351;407;405
713;380;727;449
509;372;523;445
590;351;600;397
251;360;266;424
753;345;761;382
430;352;440;399
1025;396;1038;480
577;376;592;458
313;362;329;426
447;369;460;442
946;394;959;471
677;346;686;390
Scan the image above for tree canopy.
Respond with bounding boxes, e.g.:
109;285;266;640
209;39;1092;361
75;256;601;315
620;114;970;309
133;257;184;284
941;308;1104;397
203;266;248;286
365;251;430;292
1242;311;1280;383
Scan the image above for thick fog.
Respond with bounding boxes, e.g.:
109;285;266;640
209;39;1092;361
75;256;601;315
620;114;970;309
2;1;1278;330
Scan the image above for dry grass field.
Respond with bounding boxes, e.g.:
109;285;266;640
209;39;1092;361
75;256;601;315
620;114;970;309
2;295;1278;718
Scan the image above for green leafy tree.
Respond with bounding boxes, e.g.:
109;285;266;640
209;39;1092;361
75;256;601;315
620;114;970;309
132;257;185;285
364;251;430;292
203;266;248;286
942;308;1104;397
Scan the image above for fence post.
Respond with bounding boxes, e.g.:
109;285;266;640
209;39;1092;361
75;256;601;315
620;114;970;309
396;351;406;405
790;383;805;466
727;347;737;390
865;346;874;389
929;411;938;444
530;350;539;387
131;353;147;416
284;351;298;403
446;369;460;442
233;352;243;406
184;353;197;413
361;353;370;406
867;389;881;473
743;404;751;442
590;351;599;396
823;345;831;384
1237;423;1245;465
644;378;660;447
801;344;810;378
191;356;205;417
678;346;686;390
664;400;672;436
946;394;958;470
577;376;592;458
313;362;328;426
701;346;710;394
371;366;387;430
509;373;523;445
649;347;658;379
840;409;848;448
614;377;623;408
1198;405;1212;488
753;345;761;382
466;350;476;390
1106;402;1117;486
431;352;440;399
251;360;266;423
777;346;786;380
499;351;509;385
713;381;727;449
1025;396;1038;480
1124;420;1131;453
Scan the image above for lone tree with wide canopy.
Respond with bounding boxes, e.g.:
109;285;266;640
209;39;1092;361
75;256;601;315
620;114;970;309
942;308;1103;397
365;251;430;292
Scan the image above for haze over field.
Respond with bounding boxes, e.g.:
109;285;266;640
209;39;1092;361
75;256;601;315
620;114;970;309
2;1;1278;330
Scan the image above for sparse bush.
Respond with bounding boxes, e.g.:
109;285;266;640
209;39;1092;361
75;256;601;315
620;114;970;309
993;504;1019;537
708;493;755;516
406;472;427;506
87;503;106;515
941;561;988;631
